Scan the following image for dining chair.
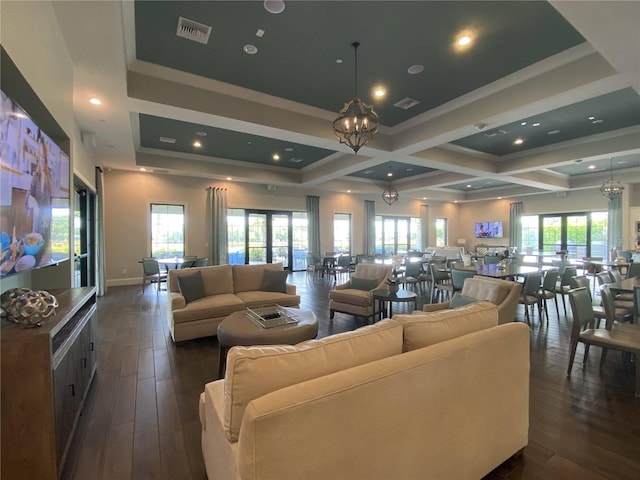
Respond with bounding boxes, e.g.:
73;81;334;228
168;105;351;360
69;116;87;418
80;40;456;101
570;275;606;327
535;268;559;324
181;255;197;268
429;262;453;303
555;266;577;317
403;261;426;293
519;272;542;324
330;255;352;282
141;258;167;293
582;257;603;295
626;262;640;279
193;257;209;267
600;285;634;326
610;268;623;283
451;268;476;294
483;255;501;265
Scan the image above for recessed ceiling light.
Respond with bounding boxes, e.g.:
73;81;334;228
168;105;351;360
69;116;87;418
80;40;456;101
387;172;393;177
89;98;102;105
547;130;560;135
243;44;258;55
407;64;424;75
196;131;207;136
264;0;285;14
373;86;386;98
592;119;604;124
454;28;476;51
457;36;472;46
466;184;472;188
513;138;524;145
520;122;527;126
588;116;595;120
336;58;343;64
272;153;280;160
588;164;596;169
422;197;427;200
454;200;459;203
193;140;202;148
347;190;351;193
226;177;232;181
139;167;146;172
247;141;252;145
498;197;502;200
532;122;541;127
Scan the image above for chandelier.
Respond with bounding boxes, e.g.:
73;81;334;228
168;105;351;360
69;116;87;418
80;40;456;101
382;168;399;205
600;158;624;200
332;42;380;154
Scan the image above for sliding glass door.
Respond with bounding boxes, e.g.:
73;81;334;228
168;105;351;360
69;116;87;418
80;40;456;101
245;210;293;269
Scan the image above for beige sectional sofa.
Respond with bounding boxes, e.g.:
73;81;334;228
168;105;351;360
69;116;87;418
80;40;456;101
168;263;300;342
200;302;530;479
424;275;522;325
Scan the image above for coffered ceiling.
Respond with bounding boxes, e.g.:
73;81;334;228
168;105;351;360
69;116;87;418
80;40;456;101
52;0;640;202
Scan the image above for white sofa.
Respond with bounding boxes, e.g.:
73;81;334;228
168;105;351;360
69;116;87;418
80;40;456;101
199;302;530;479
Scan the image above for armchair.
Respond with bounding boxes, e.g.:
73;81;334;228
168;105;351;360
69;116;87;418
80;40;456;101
423;276;522;325
329;263;393;322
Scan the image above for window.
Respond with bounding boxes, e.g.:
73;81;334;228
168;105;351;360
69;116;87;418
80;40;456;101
435;218;447;247
227;208;246;264
521;215;539;253
150;204;185;259
333;213;351;254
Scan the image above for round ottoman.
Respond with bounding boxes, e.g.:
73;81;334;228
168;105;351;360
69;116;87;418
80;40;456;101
217;308;318;377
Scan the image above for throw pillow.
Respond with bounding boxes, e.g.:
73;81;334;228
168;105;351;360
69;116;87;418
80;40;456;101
448;293;478;309
350;276;379;291
261;269;288;293
177;271;205;304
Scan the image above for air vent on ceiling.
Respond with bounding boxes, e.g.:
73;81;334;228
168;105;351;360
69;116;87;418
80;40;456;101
393;97;421;110
289;158;303;163
483;129;507;138
176;16;212;44
159;136;176;144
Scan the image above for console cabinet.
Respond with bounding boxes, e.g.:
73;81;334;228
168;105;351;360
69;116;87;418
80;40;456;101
1;287;97;479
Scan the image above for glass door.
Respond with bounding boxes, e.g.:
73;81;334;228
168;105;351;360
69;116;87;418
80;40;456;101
541;216;561;253
245;210;293;268
73;183;95;287
566;214;588;258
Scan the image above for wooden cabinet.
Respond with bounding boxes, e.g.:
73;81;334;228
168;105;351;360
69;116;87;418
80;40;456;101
1;287;97;479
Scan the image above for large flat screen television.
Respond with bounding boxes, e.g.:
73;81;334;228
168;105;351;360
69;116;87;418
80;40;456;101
475;221;503;239
0;89;70;277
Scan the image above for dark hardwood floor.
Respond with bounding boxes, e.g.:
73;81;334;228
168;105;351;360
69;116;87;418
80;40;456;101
65;271;640;480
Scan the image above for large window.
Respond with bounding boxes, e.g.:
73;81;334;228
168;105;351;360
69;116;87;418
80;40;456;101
375;216;421;255
435;218;447;247
150;203;185;258
333;213;351;254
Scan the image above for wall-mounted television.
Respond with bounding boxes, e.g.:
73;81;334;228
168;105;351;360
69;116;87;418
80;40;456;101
0;89;70;278
475;221;503;239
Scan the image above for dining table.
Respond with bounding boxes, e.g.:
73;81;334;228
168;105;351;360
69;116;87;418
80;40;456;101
458;263;553;279
157;257;191;270
608;276;640;294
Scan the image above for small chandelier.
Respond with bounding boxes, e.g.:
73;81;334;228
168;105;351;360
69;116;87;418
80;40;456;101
332;42;380;154
382;168;399;205
600;158;624;200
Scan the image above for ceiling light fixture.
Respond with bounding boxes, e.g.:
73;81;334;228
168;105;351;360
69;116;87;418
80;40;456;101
273;153;280;160
513;138;524;145
382;167;399;205
89;98;102;105
332;42;380;154
264;0;285;14
600;158;624;200
193;141;202;148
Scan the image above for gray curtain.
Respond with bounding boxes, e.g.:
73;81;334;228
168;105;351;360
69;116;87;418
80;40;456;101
420;204;429;252
206;187;228;265
509;201;523;252
607;195;622;261
364;200;375;255
95;167;107;296
307;195;320;254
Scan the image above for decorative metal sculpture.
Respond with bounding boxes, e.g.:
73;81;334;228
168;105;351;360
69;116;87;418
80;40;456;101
1;287;58;328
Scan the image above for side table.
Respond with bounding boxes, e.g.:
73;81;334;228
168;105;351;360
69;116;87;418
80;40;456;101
371;288;418;321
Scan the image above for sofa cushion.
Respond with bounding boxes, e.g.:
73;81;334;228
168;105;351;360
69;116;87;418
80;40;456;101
235;291;300;308
261;269;288;293
393;301;498;352
449;293;478;309
233;263;285;293
223;318;403;442
172;294;245;324
177;271;205;304
350;276;379;291
169;265;234;296
329;288;373;307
